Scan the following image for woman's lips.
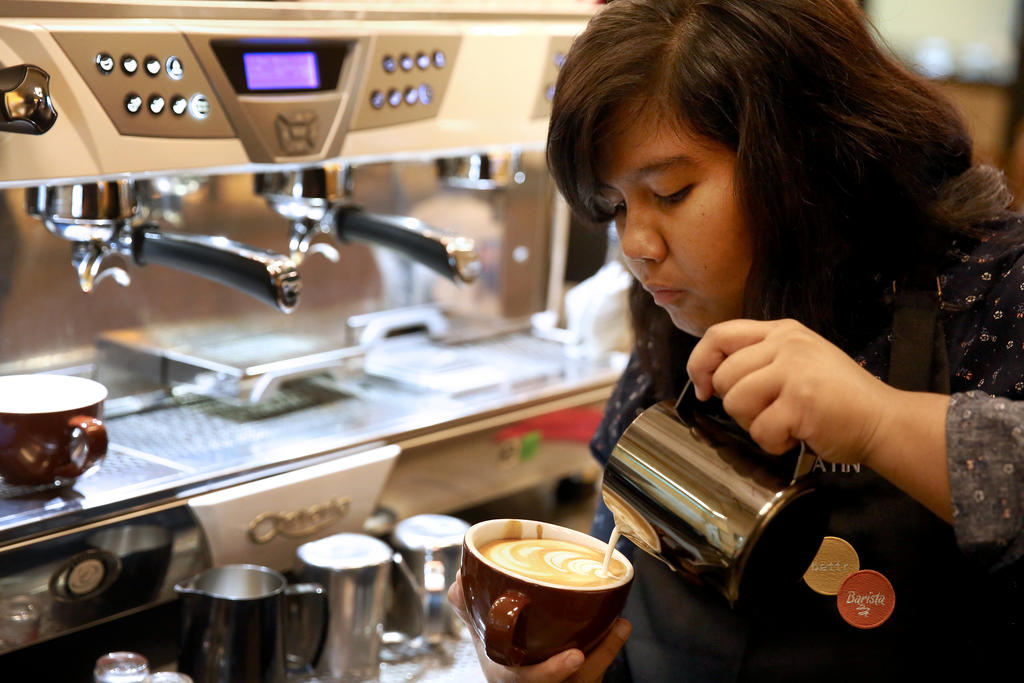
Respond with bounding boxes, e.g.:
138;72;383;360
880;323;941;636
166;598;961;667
646;286;683;306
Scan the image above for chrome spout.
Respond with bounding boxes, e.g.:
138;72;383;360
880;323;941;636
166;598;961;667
255;167;345;265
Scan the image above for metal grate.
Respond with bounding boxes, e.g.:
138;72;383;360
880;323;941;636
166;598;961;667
106;379;354;466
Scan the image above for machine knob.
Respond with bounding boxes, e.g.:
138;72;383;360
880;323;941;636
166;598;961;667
0;64;57;134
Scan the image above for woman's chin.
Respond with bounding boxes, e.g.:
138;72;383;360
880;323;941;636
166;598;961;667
666;307;734;338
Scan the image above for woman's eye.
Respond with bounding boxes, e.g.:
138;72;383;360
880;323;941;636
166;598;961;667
656;185;693;204
597;196;626;216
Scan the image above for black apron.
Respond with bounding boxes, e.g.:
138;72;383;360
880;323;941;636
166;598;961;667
613;284;1020;681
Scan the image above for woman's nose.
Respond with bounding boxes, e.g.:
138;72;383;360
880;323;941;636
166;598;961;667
617;210;666;265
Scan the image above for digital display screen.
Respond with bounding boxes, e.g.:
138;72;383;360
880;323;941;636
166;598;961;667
242;51;320;91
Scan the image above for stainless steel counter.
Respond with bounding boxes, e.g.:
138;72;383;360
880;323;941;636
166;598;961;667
0;332;623;544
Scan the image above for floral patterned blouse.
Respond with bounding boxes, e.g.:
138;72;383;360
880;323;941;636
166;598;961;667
591;224;1024;681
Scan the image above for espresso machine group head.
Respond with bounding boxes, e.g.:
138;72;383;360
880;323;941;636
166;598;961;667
26;179;302;313
255;163;481;284
1;62;299;314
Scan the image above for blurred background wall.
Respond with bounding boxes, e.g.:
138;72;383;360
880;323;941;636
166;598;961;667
864;0;1024;207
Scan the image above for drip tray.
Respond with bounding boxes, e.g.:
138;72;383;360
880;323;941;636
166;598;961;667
96;311;565;403
364;332;565;395
96;321;364;405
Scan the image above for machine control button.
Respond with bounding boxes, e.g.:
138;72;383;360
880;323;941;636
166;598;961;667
121;55;138;75
170;95;188;116
143;56;161;77
189;93;210;119
274;109;318;155
166;56;184;80
387;88;402;108
50;549;120;600
369;90;385;109
96;53;115;75
416;52;431;70
148;94;165;115
418;83;433;106
404;86;418;105
67;558;106;595
433;50;446;68
382;55;396;73
124;93;143;114
399;54;414;72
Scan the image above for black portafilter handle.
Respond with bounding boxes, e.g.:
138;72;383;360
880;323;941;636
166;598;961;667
130;225;302;313
0;64;57;134
331;206;480;284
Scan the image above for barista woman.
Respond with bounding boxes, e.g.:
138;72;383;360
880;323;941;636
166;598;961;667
450;0;1024;680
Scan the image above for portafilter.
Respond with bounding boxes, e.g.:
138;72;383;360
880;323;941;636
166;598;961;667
255;164;481;283
26;179;301;313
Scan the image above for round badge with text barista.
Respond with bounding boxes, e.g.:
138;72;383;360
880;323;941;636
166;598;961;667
803;536;859;596
837;569;895;629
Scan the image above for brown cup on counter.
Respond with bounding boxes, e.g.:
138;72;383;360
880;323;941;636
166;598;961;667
461;518;634;667
0;374;108;487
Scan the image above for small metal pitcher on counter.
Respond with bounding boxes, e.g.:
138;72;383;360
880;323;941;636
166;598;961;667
388;514;470;646
174;564;326;683
601;382;829;607
293;533;420;682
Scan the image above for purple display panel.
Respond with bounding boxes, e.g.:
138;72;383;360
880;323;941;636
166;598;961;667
242;51;320;90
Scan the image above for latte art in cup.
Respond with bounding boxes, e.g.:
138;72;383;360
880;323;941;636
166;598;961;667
479;538;627;588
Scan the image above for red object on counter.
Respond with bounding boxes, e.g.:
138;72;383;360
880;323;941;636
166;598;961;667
495;408;604;444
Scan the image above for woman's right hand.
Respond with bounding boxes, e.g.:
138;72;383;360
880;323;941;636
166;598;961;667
448;571;631;682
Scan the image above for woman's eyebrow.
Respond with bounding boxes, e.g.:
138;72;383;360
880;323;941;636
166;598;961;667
625;154;697;182
597;154;697;192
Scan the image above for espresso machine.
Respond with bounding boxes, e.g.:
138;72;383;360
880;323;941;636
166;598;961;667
0;1;625;677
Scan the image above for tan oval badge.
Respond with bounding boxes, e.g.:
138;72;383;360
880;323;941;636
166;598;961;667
837;569;895;629
803;536;859;596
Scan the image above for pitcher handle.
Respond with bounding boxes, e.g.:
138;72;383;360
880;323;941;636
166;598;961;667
484;590;529;666
383;551;425;642
792;442;816;482
676;379;815;483
283;582;327;675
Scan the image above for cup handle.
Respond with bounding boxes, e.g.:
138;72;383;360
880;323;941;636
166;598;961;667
61;416;107;477
283;582;328;674
484;590;530;666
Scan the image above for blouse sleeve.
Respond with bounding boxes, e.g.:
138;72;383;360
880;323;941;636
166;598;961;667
947;390;1024;570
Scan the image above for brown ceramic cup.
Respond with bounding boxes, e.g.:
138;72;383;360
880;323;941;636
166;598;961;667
0;374;108;487
461;518;634;667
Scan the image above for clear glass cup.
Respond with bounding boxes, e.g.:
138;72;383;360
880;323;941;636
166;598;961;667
145;674;194;683
93;651;150;683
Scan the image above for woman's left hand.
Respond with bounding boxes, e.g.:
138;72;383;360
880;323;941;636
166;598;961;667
686;318;899;466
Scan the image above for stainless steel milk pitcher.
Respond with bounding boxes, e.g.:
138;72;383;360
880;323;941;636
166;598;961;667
389;514;469;646
601;382;828;606
174;564;326;683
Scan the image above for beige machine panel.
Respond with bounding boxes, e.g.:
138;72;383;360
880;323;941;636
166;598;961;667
50;28;235;138
183;31;366;164
531;34;574;120
349;34;461;131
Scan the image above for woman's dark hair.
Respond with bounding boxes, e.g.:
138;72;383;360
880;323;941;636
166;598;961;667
547;0;1018;397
